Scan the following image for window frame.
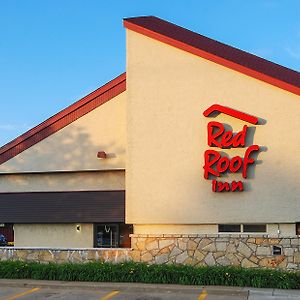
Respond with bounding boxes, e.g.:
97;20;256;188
218;223;267;234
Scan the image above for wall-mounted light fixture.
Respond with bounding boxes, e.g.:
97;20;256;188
76;224;81;232
97;151;107;159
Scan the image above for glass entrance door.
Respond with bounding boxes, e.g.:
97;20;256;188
94;224;119;248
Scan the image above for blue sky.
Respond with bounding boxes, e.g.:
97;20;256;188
0;1;300;146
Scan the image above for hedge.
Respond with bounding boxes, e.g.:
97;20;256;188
0;261;299;289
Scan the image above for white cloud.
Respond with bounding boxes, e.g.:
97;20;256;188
0;124;17;130
285;47;300;60
0;123;31;131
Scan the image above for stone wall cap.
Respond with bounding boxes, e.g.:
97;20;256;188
128;234;299;239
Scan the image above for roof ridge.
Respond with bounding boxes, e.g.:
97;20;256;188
0;72;126;165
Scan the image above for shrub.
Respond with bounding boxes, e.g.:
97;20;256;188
0;261;299;289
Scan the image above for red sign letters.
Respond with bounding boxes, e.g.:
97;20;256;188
203;105;260;192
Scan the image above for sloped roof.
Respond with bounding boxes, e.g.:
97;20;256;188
0;73;126;165
124;16;300;96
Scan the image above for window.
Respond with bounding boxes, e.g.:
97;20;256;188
296;223;300;235
94;224;119;248
94;223;133;248
218;224;241;232
218;224;266;233
243;224;266;233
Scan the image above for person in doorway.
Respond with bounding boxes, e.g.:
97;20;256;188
0;234;7;246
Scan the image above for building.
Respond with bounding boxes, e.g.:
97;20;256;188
0;16;299;268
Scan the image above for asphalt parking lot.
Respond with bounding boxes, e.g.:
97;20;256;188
0;286;206;300
0;280;300;300
0;286;237;300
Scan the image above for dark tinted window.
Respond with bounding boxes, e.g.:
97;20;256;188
94;223;133;248
94;224;119;248
243;224;266;233
218;224;241;232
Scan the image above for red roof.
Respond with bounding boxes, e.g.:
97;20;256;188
0;73;126;165
124;16;300;97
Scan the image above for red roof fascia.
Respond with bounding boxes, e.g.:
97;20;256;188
124;16;300;97
0;73;126;165
203;104;259;125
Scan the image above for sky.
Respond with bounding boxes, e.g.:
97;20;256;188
0;1;300;146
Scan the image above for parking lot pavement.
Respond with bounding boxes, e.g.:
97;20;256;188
0;280;299;300
0;287;122;300
0;286;244;300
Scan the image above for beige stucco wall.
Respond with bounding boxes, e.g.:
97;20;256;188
0;170;124;193
126;30;300;225
0;91;126;173
268;224;296;237
14;224;94;248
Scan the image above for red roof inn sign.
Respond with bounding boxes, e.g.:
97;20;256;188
203;104;260;192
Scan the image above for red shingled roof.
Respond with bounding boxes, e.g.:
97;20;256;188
0;73;126;165
124;16;300;96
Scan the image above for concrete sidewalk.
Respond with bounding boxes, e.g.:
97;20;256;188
0;279;299;298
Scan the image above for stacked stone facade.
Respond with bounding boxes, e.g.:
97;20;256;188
131;234;300;270
0;235;299;270
0;248;131;264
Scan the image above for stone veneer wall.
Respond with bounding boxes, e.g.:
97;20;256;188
130;234;300;270
0;235;299;270
0;248;131;264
